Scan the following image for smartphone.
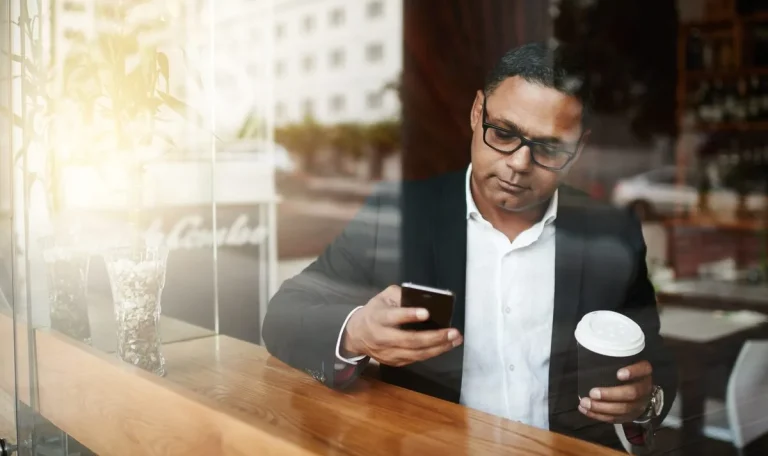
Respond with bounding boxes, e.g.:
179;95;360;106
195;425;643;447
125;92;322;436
400;282;455;330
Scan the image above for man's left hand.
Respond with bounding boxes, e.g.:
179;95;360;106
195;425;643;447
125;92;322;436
578;360;653;424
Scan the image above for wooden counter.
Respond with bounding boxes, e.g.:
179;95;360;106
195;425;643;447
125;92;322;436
0;313;624;456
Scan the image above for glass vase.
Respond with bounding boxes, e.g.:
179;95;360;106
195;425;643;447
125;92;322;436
41;236;92;344
104;241;169;376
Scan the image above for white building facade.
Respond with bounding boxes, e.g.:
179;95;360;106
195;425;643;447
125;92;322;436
269;0;402;126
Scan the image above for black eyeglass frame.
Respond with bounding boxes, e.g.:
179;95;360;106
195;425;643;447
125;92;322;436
481;97;583;171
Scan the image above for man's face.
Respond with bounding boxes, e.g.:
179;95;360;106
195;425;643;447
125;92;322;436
469;76;589;213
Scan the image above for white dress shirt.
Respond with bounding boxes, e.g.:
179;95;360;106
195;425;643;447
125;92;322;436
460;165;556;429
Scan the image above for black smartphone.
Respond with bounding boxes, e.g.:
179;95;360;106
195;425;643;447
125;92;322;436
400;282;455;330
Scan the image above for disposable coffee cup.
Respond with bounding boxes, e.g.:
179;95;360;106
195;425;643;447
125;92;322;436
574;311;645;399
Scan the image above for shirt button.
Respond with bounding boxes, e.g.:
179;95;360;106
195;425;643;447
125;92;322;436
508;364;515;372
504;307;511;314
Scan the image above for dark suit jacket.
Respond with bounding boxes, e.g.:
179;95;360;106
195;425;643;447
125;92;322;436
263;170;678;450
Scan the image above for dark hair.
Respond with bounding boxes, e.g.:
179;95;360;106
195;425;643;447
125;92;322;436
484;42;591;122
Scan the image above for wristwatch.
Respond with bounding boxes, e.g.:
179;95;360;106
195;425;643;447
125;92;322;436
634;385;664;424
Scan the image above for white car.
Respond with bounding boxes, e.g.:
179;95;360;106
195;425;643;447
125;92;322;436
612;166;766;220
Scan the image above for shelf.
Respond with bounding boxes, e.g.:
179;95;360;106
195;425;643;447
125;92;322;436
685;68;768;80
743;11;768;23
684;121;768;132
683;11;768;27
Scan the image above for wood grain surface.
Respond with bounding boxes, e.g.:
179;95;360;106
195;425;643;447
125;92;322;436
31;325;313;456
1;310;623;455
162;335;624;456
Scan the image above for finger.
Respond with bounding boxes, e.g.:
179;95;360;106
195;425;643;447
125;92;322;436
578;406;624;424
383;341;459;366
392;327;462;349
617;360;652;381
380;285;402;306
580;397;643;418
589;379;652;403
377;306;429;327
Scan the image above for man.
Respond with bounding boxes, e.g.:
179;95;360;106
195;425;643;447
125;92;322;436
263;42;677;452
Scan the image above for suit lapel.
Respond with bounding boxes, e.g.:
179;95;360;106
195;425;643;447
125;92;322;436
431;171;468;333
387;172;467;403
549;196;586;419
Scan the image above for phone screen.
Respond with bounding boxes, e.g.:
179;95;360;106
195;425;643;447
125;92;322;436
400;283;455;330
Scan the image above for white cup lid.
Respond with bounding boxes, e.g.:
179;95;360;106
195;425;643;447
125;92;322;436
574;311;645;357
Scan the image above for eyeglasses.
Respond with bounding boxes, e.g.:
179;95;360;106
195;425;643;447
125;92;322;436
481;98;581;171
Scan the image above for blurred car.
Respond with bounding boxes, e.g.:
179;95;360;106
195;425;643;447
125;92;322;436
612;166;767;220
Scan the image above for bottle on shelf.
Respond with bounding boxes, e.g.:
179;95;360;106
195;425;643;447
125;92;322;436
748;76;763;121
719;39;735;70
712;79;726;123
761;76;768;119
724;80;738;122
696;81;714;123
702;38;715;71
687;29;704;70
734;78;749;122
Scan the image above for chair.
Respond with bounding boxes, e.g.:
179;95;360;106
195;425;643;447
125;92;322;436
659;306;768;444
726;340;768;455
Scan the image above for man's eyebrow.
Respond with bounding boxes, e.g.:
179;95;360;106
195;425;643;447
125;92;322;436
487;115;528;134
486;116;565;144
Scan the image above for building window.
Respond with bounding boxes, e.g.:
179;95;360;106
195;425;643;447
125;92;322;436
275;61;286;76
62;1;86;12
302;55;315;73
366;92;383;109
366;1;384;19
329;48;345;69
275;23;286;40
63;29;86;42
366;43;384;62
330;95;346;113
303;99;315;118
302;98;315;117
330;8;345;27
303;15;315;33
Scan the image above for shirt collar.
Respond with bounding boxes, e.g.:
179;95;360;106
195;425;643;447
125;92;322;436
465;164;558;225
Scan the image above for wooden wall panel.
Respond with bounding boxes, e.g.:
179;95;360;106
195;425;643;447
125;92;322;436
402;0;550;180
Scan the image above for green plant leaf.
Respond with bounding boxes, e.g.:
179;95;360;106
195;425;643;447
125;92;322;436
156;52;170;92
157;91;202;124
0;106;24;128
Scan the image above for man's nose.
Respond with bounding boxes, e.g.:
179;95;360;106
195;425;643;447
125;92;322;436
505;146;533;172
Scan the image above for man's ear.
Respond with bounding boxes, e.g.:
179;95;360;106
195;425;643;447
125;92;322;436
470;90;484;131
561;129;591;174
573;129;591;162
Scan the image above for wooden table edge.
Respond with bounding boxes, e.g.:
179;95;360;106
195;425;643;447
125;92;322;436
1;313;626;456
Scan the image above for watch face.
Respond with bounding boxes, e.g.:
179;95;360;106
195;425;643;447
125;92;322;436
652;386;664;416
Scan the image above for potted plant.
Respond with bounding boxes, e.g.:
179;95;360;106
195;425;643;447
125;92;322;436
58;0;198;375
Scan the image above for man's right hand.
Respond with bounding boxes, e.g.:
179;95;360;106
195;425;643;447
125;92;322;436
341;285;463;367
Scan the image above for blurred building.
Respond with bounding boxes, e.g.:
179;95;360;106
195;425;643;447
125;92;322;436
51;0;95;65
269;0;402;126
51;0;402;136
